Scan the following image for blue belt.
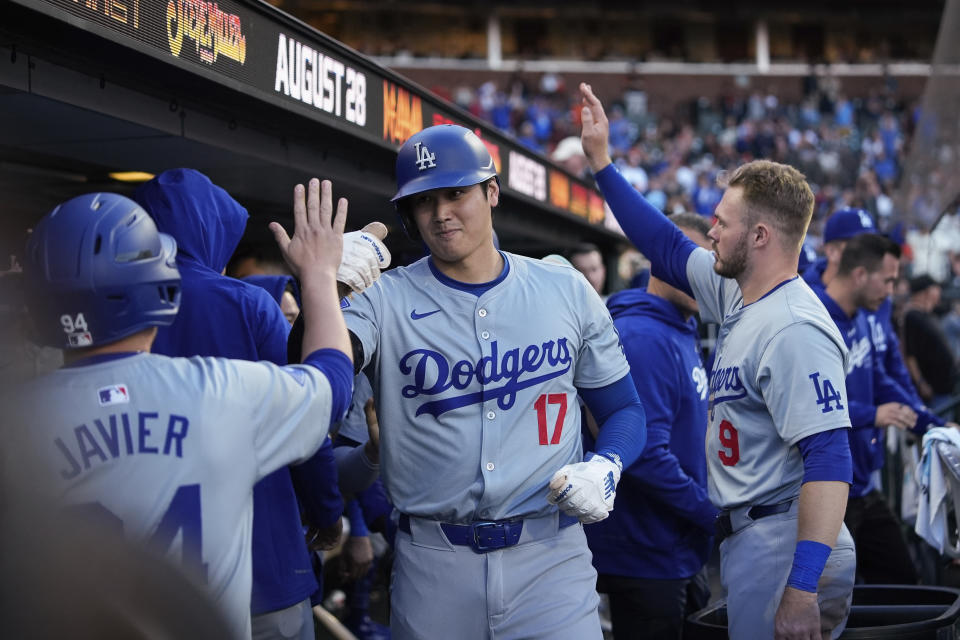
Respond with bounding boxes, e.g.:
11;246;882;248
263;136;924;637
398;513;579;554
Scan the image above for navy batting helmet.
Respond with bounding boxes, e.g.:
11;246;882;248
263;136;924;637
24;193;181;349
392;125;498;238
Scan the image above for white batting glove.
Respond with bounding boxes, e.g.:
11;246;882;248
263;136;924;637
546;452;622;524
337;222;391;294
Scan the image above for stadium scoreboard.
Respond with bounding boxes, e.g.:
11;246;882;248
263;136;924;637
13;0;606;224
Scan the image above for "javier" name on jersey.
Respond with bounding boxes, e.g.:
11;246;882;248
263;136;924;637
54;412;190;481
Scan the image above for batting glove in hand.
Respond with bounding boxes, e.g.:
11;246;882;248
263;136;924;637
547;452;621;524
337;222;391;294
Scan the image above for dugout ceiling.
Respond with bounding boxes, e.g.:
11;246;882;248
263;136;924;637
0;0;624;264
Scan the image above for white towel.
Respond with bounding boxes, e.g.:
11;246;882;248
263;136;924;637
915;427;960;554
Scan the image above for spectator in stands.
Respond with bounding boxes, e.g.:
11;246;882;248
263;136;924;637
552;136;589;179
691;172;722;218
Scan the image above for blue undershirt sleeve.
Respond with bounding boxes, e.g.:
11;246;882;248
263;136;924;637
289;437;343;528
302;348;354;424
594;163;699;296
796;428;852;484
579;374;647;469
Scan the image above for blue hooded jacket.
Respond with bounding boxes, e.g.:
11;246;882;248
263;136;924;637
585;288;715;580
803;257;920;405
813;288;942;497
136;169;343;615
244;274;301;307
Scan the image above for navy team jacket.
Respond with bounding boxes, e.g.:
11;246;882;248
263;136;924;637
136;169;343;615
814;288;942;498
585;289;716;580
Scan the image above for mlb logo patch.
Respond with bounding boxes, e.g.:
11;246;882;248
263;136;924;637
68;332;93;347
98;384;130;406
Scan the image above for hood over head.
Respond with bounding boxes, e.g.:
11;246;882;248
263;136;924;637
135;169;249;273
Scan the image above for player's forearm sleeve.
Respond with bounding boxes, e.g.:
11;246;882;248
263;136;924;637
594;164;698;295
581;374;647;469
796;428;852;484
290;437;343;528
345;499;369;538
333;441;380;495
303;348;354;423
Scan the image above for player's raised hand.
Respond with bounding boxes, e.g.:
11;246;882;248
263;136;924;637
579;82;614;174
270;178;347;281
774;587;822;640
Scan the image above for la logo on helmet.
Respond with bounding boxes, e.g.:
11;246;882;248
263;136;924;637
414;142;436;171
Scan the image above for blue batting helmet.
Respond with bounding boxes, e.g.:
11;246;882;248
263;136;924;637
24;193;181;349
392;125;498;238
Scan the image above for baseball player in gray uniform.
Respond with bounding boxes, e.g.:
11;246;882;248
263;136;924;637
5;180;354;639
337;124;647;639
580;83;856;640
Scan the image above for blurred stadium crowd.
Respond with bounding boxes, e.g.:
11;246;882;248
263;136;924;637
448;73;947;234
422;71;960;384
434;71;959;284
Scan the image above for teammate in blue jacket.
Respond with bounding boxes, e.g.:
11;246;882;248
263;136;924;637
135;170;386;639
803;207;921;404
6;183;353;639
337;124;647;639
815;232;949;583
585;212;716;640
581;82;856;640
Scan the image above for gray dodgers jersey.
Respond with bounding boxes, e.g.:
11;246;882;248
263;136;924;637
5;353;336;639
343;253;630;523
685;249;851;509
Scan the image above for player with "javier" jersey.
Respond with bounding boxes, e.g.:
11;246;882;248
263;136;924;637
581;82;856;640
334;125;647;639
5;181;354;639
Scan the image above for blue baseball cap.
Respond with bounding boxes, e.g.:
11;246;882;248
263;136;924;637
823;208;875;243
